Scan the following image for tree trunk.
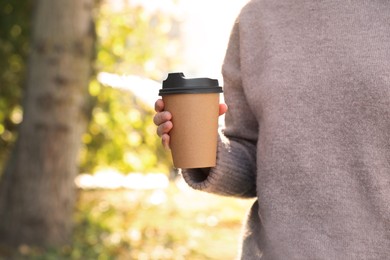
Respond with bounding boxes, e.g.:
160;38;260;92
0;0;95;247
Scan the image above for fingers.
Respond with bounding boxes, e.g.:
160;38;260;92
154;98;172;149
161;134;170;150
153;99;169;126
154;99;164;112
153;98;172;135
153;110;172;126
156;120;173;137
219;103;228;116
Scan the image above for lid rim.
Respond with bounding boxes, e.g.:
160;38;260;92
159;87;223;95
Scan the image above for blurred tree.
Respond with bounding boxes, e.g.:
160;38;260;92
0;0;96;247
0;0;32;171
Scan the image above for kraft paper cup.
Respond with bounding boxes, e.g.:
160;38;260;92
159;73;223;169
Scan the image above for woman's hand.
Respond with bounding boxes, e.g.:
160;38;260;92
153;99;227;149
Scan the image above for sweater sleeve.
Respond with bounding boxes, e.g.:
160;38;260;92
181;20;259;198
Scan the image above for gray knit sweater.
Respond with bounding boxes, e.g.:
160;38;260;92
181;0;390;259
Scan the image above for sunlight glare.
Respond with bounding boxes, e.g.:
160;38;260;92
148;189;167;205
75;169;169;190
97;72;160;108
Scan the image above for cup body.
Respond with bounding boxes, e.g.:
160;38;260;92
163;93;220;168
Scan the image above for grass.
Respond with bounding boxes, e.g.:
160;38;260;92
2;177;255;260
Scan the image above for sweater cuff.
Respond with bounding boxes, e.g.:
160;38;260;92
180;133;257;198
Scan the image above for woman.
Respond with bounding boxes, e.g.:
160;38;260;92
154;0;390;259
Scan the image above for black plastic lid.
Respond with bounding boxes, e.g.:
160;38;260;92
159;72;223;95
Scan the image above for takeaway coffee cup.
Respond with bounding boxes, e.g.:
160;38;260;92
159;72;223;169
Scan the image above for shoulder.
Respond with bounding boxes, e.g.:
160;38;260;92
236;0;265;26
239;0;264;18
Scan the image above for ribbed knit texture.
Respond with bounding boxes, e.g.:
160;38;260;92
182;0;390;259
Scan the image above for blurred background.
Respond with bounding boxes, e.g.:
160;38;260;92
0;0;254;259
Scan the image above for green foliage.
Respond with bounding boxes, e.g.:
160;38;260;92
0;185;254;259
79;81;172;174
0;0;33;170
95;1;181;78
79;1;180;174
